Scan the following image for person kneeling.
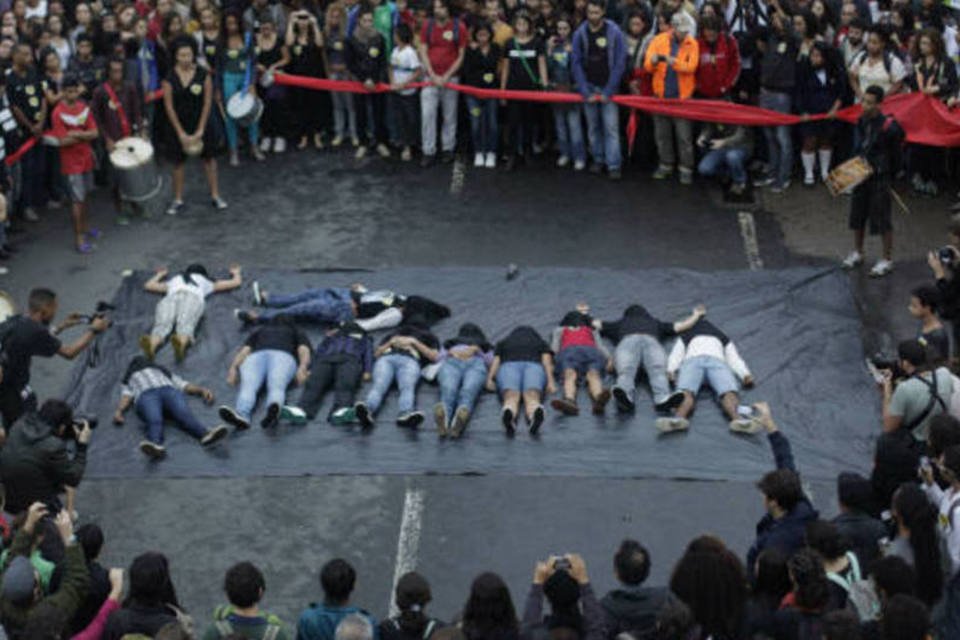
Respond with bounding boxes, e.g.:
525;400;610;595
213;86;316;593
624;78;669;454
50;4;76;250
696;122;753;200
550;306;613;416
661;318;756;433
113;356;228;459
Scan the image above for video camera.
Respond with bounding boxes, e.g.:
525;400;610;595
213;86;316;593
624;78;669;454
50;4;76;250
938;246;958;267
867;353;903;383
59;416;98;440
77;301;114;326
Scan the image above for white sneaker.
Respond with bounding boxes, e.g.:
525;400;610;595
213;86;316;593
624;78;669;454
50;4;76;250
401;147;412;162
331;135;343;147
355;146;367;159
803;174;814;186
229;150;239;167
655;417;689;433
729;418;762;434
24;207;39;222
841;251;863;270
474;152;484;168
259;137;272;152
557;155;570;168
274;137;286;153
376;143;391;158
484;152;496;169
574;160;586;171
869;259;894;277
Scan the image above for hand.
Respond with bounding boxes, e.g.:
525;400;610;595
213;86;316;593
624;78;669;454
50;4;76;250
296;367;309;385
229;264;241;277
362;372;372;381
567;553;589;585
108;568;124;600
24;502;48;534
200;388;215;404
709;139;724;150
928;251;945;276
63;312;85;327
919;461;934;485
693;304;706;317
880;369;893;391
90;316;110;333
364;79;375;91
112;411;125;425
753;401;777;432
177;130;189;145
75;420;93;445
55;510;74;545
533;560;552;585
31;124;43;137
485;379;496;392
592;319;602;330
431;73;443;86
546;380;558;395
155;266;169;277
742;375;755;388
227;368;238;386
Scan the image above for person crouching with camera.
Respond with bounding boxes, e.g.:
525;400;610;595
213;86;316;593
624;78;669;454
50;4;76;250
521;553;604;640
0;399;92;556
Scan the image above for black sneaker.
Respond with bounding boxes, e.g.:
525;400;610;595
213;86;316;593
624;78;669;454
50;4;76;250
261;403;280;429
200;424;229;446
420;154;436;168
589;162;603;175
397;411;424;428
139;440;166;459
612;387;635;413
501;407;516;436
608;169;622;181
440;151;455;164
234;309;254;325
654;391;686;413
218;405;250;430
529;405;545;435
354;402;374;429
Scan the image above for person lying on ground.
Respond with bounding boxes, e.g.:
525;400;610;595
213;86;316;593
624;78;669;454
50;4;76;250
594;303;704;415
139;263;243;363
280;321;374;426
112;356;228;459
485;325;557;436
433;323;494;439
660;317;756;433
354;316;440;429
550;304;613;417
219;317;311;430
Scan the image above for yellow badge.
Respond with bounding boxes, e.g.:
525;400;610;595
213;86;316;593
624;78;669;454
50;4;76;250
254;46;261;55
334;41;343;50
190;83;202;95
553;52;565;62
108;100;118;110
777;42;787;54
596;36;607;48
369;47;379;57
206;45;216;57
294;45;302;56
240;61;247;70
482;72;494;84
28;96;38;108
442;29;453;41
25;85;35;96
228;49;239;59
470;106;481;116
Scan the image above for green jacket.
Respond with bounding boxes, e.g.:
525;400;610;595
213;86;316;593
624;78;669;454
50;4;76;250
0;530;90;639
202;605;290;640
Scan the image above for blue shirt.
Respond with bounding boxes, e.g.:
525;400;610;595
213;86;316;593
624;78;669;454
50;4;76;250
315;332;374;373
296;604;378;640
663;39;679;99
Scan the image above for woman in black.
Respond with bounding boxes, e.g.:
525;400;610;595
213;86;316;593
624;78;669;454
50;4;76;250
462;21;501;168
285;8;328;150
499;10;547;170
196;5;221;74
907;28;956;197
345;5;388;159
102;552;180;640
795;42;845;186
255;18;291;154
484;326;556;436
161;36;226;215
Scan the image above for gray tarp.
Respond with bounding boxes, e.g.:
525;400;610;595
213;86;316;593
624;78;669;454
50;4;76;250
64;267;877;481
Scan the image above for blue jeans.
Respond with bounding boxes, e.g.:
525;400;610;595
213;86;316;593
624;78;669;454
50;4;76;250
136;386;208;444
553;103;585;163
235;350;297;420
698;147;748;185
222;71;260;151
365;353;421;415
496;361;547;393
758;89;793;187
465;95;498;154
259;287;354;323
676;355;739;397
438;357;487;417
582;87;621;170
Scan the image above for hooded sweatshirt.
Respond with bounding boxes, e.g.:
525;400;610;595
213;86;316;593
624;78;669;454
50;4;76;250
666;319;750;380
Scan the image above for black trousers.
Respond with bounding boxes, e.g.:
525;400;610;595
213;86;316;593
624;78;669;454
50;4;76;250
298;353;363;419
0;385;35;429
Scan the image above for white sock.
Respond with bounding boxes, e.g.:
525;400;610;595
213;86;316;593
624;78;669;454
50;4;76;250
818;149;832;180
801;152;816;180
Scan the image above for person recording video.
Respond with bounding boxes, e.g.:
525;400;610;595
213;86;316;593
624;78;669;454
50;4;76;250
0;288;110;431
928;214;960;359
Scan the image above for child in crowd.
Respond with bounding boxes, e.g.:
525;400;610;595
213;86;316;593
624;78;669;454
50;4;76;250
389;23;421;162
547;14;585;170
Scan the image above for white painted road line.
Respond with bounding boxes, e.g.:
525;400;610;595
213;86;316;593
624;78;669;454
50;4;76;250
450;156;466;195
388;488;425;617
737;211;763;270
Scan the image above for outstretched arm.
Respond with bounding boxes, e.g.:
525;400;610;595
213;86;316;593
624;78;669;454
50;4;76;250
143;267;169;293
672;305;705;334
212;264;243;292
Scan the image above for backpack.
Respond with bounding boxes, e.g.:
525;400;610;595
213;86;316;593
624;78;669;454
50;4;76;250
903;370;948;436
214;618;283;640
425;18;460;45
386;618;439;640
853;48;902;81
826;552;881;622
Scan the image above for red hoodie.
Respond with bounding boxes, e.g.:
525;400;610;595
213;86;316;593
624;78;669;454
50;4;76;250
695;32;741;98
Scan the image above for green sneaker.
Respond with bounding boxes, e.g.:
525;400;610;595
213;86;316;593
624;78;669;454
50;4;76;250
280;405;308;425
116;214;130;226
330;407;356;425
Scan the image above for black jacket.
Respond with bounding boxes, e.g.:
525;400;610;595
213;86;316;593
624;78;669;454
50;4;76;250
0;412;87;513
599;586;667;639
102;603;178;640
831;511;886;571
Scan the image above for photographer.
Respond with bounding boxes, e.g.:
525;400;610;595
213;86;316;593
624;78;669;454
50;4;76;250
881;339;953;444
520;554;605;640
927;215;960;355
0;399;91;518
0;288;109;429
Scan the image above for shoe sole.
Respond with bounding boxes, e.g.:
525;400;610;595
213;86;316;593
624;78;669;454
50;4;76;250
655;418;689;433
592;390;611;415
612;388;635;413
450;408;469;438
502;408;516;436
654;391;686;413
355;404;374;429
201;425;229;447
529;406;545;435
280;406;308;425
397;413;423;429
550;398;579;416
139;442;166;459
433;404;448;438
261;404;280;429
218;406;250;431
729;420;763;434
138;335;154;361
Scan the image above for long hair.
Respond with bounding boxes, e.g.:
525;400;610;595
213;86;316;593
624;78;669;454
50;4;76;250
395;572;433;636
787;549;830;611
324;1;346;37
893;484;943;605
462;573;518;640
126;552;180;610
753;548;791;609
911;26;945;63
669;543;747;638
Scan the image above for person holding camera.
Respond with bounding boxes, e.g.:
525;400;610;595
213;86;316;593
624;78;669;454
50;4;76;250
0;287;109;430
520;553;605;640
0;399;91;518
881;339;953;444
928;215;960;356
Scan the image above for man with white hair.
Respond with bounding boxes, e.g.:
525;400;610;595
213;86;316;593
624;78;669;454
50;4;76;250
334;614;374;640
644;11;699;185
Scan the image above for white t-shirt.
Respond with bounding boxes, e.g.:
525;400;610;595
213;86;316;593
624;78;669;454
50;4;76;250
390;45;421;96
851;53;906;99
166;274;215;299
24;0;47;19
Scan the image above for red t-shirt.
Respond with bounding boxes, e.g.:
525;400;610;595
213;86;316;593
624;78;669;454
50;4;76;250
419;18;467;76
560;326;596;350
51;100;97;175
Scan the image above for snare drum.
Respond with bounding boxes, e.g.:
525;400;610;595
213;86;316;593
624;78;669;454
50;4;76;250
110;137;163;202
0;291;16;323
226;91;264;128
826;156;874;196
183;138;205;157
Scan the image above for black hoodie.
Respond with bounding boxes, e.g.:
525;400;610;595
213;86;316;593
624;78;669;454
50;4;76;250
599;305;675;344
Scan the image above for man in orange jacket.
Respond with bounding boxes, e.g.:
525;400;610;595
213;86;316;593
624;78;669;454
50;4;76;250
644;11;698;185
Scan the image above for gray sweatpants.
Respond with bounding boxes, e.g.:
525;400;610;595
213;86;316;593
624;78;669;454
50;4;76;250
653;115;694;173
613;334;671;405
151;290;205;340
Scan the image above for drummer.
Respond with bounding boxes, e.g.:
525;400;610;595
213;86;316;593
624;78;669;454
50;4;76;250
161;36;227;215
91;57;145;225
49;73;100;254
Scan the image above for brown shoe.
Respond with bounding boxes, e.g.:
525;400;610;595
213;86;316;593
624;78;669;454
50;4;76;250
138;335;155;361
550;397;579;416
170;335;188;363
591;389;611;415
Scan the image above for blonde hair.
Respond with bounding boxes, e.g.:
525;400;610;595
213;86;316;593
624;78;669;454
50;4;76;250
324;1;347;36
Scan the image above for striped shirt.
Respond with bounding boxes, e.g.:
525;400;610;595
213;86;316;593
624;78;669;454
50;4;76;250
120;367;188;401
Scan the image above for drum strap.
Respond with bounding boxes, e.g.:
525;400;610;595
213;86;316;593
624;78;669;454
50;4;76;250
102;82;131;138
242;31;254;92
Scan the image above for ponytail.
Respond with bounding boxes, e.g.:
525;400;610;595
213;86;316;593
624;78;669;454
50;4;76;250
894;484;943;605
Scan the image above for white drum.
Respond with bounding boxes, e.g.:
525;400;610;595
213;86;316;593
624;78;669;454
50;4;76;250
109;137;163;202
182;138;204;157
226;91;264;128
0;291;15;323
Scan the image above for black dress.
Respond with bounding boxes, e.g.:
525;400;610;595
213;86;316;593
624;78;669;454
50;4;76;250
256;41;289;138
288;39;329;138
164;65;222;162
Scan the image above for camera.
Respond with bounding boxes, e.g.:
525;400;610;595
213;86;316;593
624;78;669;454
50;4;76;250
61;416;98;439
553;555;572;571
78;301;114;326
939;246;956;266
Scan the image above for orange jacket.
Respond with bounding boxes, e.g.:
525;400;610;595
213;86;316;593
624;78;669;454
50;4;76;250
643;30;699;99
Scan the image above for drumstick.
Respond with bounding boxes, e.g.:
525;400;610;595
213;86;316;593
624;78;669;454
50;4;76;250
889;187;911;215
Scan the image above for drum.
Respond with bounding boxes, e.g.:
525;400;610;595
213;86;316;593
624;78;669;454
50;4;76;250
0;291;16;323
183;138;204;157
826;156;874;196
109;137;163;203
226;91;264;128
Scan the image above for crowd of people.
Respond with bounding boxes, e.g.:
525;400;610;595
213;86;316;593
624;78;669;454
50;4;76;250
0;0;957;258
